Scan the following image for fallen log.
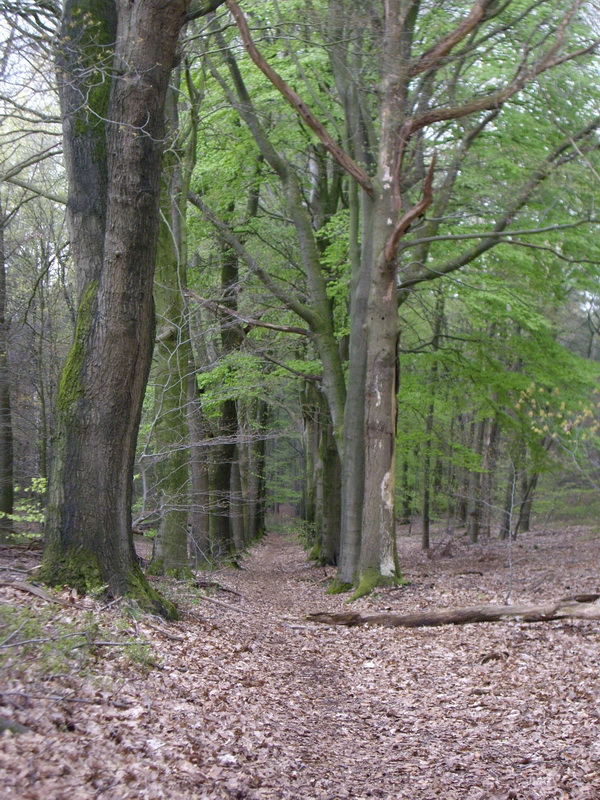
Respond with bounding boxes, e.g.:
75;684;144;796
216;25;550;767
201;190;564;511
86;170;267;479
307;594;600;628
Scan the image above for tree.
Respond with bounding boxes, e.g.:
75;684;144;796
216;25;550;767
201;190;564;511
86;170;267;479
0;200;13;531
218;0;599;595
40;0;225;614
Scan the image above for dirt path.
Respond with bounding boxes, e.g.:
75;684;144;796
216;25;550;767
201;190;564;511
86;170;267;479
1;527;600;799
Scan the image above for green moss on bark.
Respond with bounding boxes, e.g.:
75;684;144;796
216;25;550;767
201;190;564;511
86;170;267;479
38;546;104;594
326;576;353;595
349;568;404;602
66;0;116;156
147;556;193;581
57;280;97;412
39;546;178;620
127;564;179;620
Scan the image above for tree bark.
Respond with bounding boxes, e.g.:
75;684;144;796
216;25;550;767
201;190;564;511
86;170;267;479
149;76;196;578
0;202;13;531
467;418;486;543
42;0;191;616
187;367;211;564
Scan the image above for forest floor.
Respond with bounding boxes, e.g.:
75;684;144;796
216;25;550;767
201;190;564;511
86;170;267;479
0;522;599;800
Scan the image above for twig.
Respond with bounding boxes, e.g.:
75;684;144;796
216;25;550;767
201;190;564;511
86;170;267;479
0;632;86;650
197;594;245;613
0;581;62;605
194;579;243;597
68;641;147;650
141;622;185;642
0;690;133;709
104;596;124;609
0;620;28;647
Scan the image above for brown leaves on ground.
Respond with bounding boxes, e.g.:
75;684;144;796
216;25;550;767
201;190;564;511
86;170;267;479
0;524;599;799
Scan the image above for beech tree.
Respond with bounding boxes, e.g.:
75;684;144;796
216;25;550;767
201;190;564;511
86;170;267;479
39;0;225;614
196;0;599;594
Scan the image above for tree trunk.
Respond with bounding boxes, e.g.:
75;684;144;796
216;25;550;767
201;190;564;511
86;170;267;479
421;291;444;550
467;419;486;544
320;423;342;565
355;0;421;595
480;418;500;538
0;202;13;531
517;471;539;534
230;448;245;550
41;0;191;616
149;78;195;578
499;459;517;540
187;369;211;564
150;216;191;576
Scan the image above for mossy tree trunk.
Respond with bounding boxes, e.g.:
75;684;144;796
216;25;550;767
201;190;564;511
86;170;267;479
150;76;198;579
41;0;197;616
319;415;342;565
150;206;192;577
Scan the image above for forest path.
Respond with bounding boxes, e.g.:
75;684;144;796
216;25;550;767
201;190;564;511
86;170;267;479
179;527;600;800
2;526;599;800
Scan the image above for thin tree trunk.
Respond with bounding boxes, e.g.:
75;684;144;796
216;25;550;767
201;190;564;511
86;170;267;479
499;459;517;540
0;202;13;530
230;448;245;550
187;369;211;564
422;290;444;550
467;419;486;543
516;471;539;534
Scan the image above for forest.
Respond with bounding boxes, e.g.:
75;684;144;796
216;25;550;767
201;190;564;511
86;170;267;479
1;1;599;798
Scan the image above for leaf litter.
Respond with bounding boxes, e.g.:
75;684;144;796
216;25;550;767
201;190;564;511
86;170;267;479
0;524;598;799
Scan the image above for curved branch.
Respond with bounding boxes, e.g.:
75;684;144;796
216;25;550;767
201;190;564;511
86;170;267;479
409;0;494;78
186;290;311;336
187;191;319;328
385;154;436;263
225;0;373;196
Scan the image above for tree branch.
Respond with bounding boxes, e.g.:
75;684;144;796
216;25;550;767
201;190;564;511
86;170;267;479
402;219;600;248
186;290;311;336
409;0;494;77
187;191;319;328
407;5;599;139
225;0;374;196
385;155;436;263
399;116;600;289
1;175;66;205
186;0;228;22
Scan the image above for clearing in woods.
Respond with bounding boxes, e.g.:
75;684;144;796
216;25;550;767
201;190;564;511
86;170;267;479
1;524;599;799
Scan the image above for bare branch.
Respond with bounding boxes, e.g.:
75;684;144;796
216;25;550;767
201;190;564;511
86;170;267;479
385;155;436;263
403;219;600;249
187;190;318;328
1;175;66;205
409;0;493;77
186;290;311;336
